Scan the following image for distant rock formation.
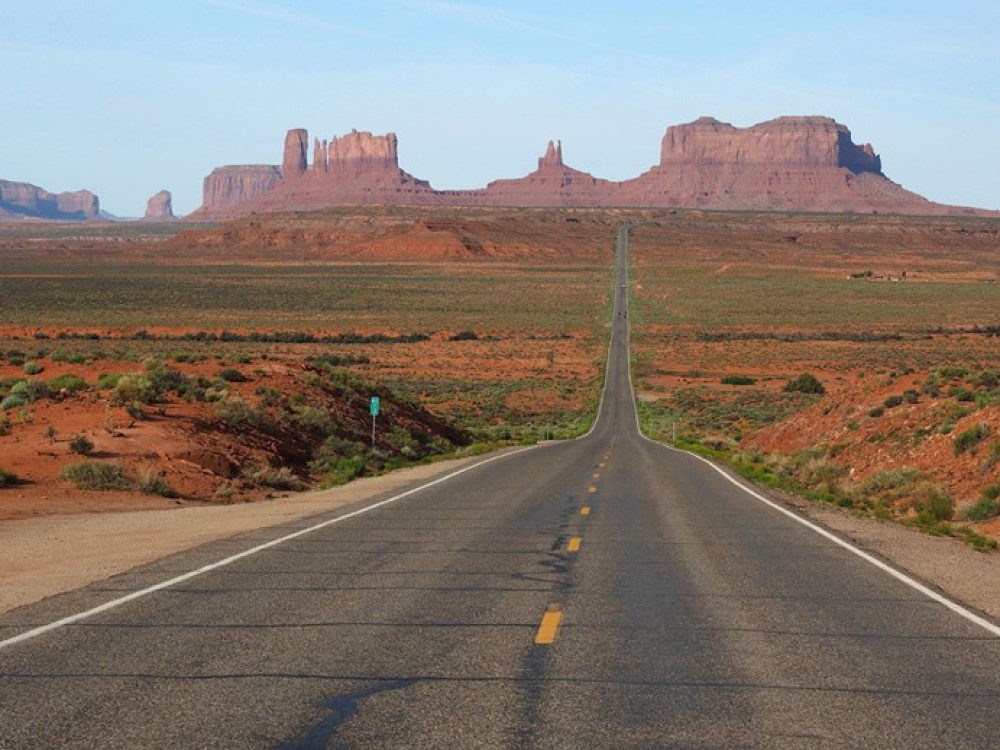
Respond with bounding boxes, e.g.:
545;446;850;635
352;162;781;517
282;128;308;179
658;116;881;173
188;118;985;218
143;190;175;221
199;165;282;215
0;180;100;221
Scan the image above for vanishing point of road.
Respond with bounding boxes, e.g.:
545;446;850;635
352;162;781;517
2;227;999;748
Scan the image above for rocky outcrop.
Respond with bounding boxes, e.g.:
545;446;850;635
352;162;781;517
188;118;986;218
196;165;282;216
143;190;175;221
282;128;308;179
659;116;881;173
0;180;100;221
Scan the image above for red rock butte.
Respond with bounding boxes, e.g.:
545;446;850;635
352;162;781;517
188;117;988;219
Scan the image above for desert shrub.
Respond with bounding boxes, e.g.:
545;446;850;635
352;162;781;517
59;461;131;490
0;414;11;435
47;373;88;392
322;456;366;487
0;467;10;486
448;330;479;341
909;481;955;523
291;405;336;435
110;374;155;406
903;389;920;404
136;469;177;498
254;384;284;407
783;373;825;395
95;373;124;390
22;362;43;375
868;407;885;418
147;365;187;395
242;466;305;491
215;397;271;431
1;394;27;411
982;441;1000;474
961;484;1000;522
68;435;95;455
975;370;999;390
883;394;904;408
937;365;969;381
721;375;756;386
219;368;248;383
954;424;992;455
948;386;975;402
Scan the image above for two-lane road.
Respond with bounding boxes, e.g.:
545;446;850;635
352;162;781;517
2;227;999;747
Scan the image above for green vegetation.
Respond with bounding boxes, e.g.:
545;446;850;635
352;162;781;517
22;362;43;375
136;469;178;498
954;424;993;455
0;467;11;486
68;435;95;455
783;373;826;395
960;484;1000;522
721;375;756;385
59;461;132;491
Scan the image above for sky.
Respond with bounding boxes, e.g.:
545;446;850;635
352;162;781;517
3;0;998;217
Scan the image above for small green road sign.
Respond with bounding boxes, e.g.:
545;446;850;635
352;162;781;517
370;396;380;416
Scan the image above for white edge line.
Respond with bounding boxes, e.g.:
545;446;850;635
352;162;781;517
0;445;540;651
620;225;1000;640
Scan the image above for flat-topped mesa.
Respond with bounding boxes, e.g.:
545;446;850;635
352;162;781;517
538;140;564;170
324;129;399;175
282;128;308;178
0;180;100;220
200;165;282;213
660;116;882;174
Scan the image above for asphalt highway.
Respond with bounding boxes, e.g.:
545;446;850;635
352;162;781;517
2;227;999;748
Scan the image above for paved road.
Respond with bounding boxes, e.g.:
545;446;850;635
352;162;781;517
2;227;1000;748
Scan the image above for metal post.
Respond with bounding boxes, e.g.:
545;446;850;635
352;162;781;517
371;413;376;450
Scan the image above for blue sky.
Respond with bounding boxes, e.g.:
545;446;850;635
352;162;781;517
3;1;998;216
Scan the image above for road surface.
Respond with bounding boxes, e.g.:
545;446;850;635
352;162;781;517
2;227;999;748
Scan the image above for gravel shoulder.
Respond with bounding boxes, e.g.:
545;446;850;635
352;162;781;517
0;454;488;614
2;452;999;630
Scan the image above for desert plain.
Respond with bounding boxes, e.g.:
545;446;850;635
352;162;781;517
1;206;999;612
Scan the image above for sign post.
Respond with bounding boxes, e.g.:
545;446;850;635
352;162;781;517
370;396;380;449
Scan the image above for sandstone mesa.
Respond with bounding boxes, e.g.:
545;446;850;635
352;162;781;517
188;116;982;219
0;179;100;221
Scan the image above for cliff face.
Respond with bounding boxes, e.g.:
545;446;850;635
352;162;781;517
198;165;282;215
188;118;983;218
0;180;100;220
659;116;881;174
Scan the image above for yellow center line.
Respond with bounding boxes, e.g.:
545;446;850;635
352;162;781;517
581;506;591;516
592;473;600;479
588;486;597;493
534;604;563;645
567;537;582;552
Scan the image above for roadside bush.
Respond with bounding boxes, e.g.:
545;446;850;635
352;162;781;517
22;362;43;375
448;330;479;341
68;435;95;455
136;468;177;498
868;407;885;418
0;467;11;486
721;375;756;386
96;373;124;390
322;456;366;487
59;461;131;491
960;483;1000;522
883;394;904;408
954;424;992;455
948;386;975;403
903;389;920;404
783;373;825;395
242;466;306;491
